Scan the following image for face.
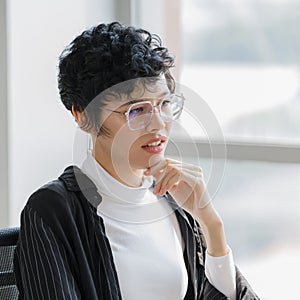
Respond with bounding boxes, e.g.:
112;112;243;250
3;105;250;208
93;78;172;184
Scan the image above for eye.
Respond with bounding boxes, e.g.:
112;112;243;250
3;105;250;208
128;106;144;119
161;99;171;107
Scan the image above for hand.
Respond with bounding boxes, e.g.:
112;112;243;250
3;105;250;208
144;157;229;257
144;158;211;217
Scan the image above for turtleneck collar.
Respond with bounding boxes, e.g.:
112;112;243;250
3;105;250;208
81;150;154;205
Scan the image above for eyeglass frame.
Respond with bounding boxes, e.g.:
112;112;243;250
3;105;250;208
101;93;185;131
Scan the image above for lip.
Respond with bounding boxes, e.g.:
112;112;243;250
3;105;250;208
141;136;167;148
142;144;165;154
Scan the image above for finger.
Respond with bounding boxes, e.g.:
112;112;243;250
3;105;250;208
153;167;180;194
149;160;201;178
160;172;181;195
182;171;203;190
154;161;182;187
153;165;172;194
155;161;178;180
153;164;203;194
144;159;167;177
172;167;202;179
153;168;167;187
146;157;189;176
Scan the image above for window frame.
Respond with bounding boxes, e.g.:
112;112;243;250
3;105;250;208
167;138;300;164
0;0;9;228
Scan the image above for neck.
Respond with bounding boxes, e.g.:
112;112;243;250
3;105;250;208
92;149;144;188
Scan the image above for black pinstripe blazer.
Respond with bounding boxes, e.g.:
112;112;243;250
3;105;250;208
14;166;259;300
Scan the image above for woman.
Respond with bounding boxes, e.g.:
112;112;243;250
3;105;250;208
14;22;259;299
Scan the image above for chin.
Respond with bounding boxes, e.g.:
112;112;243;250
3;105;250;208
132;154;165;171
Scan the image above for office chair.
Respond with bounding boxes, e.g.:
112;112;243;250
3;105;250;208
0;227;19;300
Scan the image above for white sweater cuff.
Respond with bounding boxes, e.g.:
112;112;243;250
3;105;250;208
204;246;236;300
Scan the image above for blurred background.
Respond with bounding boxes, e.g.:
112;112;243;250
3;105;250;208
1;0;299;299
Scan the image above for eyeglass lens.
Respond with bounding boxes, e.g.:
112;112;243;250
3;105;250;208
128;95;183;130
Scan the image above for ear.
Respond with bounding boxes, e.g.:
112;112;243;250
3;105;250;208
71;105;86;126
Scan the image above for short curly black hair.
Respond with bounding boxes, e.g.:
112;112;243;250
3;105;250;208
58;22;175;136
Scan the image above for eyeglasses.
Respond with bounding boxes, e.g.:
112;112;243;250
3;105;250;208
103;93;185;131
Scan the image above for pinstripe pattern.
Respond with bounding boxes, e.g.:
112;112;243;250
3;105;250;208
16;207;80;300
14;166;260;300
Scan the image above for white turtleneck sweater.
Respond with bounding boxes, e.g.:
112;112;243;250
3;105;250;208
81;150;236;300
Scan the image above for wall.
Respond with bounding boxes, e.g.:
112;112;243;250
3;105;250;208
7;0;115;226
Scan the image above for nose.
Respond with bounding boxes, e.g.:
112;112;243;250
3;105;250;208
145;106;166;132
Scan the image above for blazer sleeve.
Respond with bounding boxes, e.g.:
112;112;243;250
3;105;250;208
14;193;81;300
197;267;260;300
192;218;260;300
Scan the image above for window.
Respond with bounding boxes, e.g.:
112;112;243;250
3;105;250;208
176;1;300;298
181;0;300;144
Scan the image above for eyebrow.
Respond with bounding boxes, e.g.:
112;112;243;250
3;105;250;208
118;91;170;108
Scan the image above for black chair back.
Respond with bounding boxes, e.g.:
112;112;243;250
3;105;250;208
0;227;19;300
